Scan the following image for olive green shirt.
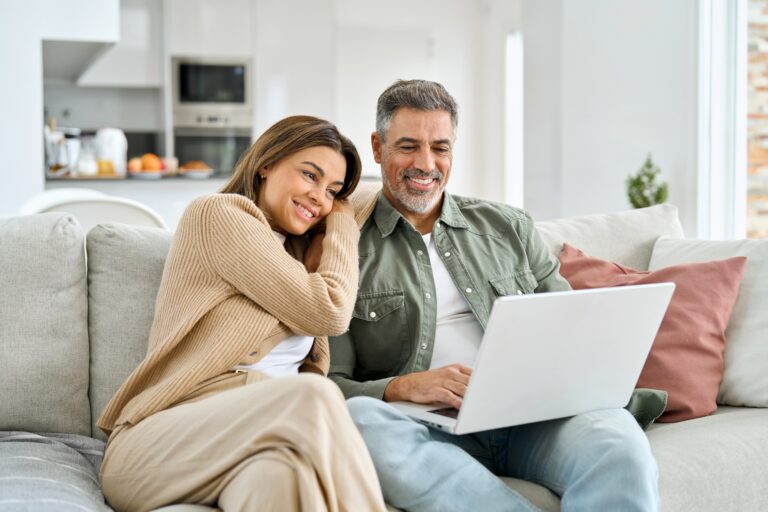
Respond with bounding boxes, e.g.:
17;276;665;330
329;191;571;399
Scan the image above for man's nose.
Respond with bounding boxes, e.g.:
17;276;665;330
413;147;435;172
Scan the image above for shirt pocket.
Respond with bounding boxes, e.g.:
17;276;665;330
350;290;411;373
489;269;538;297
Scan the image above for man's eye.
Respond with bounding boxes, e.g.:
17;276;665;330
302;170;317;181
434;146;450;154
399;145;417;151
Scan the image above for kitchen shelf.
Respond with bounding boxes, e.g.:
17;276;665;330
46;174;232;182
47;174;126;181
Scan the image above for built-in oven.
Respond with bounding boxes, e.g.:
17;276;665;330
172;57;253;175
174;128;251;176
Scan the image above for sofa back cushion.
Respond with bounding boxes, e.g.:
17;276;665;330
86;223;172;440
535;204;684;270
649;237;768;408
0;213;91;435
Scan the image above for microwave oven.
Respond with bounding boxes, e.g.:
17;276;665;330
172;57;253;129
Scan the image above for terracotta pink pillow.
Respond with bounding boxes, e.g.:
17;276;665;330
558;243;746;422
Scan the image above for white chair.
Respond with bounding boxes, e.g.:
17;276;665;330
18;188;169;232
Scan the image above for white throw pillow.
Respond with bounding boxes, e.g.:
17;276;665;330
649;236;768;407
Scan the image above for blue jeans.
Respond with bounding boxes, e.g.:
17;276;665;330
347;397;658;512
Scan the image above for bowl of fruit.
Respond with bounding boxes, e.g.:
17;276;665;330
179;160;213;179
127;153;165;179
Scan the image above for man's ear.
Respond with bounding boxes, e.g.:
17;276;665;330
371;132;383;164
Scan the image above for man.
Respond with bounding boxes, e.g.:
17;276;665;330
330;80;658;512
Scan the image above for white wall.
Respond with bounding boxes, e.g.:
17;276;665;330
0;0;119;217
473;0;522;204
523;0;700;235
521;0;563;221
332;0;519;200
252;0;335;132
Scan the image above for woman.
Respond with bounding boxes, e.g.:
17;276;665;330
97;116;386;512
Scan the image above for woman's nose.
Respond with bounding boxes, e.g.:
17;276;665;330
307;185;324;205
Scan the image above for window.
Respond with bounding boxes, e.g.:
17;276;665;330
748;0;768;238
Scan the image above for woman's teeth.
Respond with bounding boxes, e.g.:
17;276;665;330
296;203;315;218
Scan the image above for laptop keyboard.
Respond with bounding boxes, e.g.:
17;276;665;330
429;407;460;419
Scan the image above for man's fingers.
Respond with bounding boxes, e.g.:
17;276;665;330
454;371;470;387
454;364;473;376
435;388;463;409
444;378;468;398
442;365;471;386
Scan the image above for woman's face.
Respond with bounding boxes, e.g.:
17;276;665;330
257;146;346;235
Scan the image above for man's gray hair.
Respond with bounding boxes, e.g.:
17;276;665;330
375;79;458;140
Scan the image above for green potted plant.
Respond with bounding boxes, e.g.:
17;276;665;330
627;154;669;209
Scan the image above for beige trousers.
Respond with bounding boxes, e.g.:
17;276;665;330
100;372;387;512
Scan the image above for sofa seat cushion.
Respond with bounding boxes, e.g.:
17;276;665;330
647;406;768;511
0;431;109;511
0;213;90;435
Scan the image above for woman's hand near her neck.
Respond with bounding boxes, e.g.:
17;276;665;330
304;232;324;273
304;199;353;272
330;198;354;217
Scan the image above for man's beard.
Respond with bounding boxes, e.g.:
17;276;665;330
382;168;444;214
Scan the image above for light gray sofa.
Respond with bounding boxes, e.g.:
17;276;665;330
1;203;766;511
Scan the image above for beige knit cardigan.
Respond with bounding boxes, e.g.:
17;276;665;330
97;193;369;436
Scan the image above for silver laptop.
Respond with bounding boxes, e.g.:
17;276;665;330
391;283;675;435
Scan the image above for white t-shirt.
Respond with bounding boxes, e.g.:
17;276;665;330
423;233;484;369
231;231;314;377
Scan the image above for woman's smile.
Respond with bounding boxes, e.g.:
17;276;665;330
293;200;318;222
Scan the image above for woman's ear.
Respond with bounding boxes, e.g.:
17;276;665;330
259;165;270;180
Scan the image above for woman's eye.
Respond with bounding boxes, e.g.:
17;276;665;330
327;189;339;199
302;170;317;181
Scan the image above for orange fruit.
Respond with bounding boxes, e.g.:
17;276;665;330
141;153;163;171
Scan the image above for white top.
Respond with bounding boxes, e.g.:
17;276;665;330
424;233;484;369
231;231;314;377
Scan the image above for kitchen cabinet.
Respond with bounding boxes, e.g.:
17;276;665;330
166;0;252;57
77;0;163;87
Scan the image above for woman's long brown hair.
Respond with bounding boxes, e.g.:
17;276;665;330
220;115;362;204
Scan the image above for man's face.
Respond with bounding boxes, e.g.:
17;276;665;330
372;108;454;216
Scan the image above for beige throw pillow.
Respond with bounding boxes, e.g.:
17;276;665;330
536;203;685;271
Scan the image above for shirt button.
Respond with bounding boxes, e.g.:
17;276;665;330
421;343;428;350
465;288;473;294
517;290;523;295
417;250;424;256
444;252;451;257
425;292;431;299
369;311;377;318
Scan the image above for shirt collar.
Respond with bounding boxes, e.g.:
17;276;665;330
373;190;469;237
